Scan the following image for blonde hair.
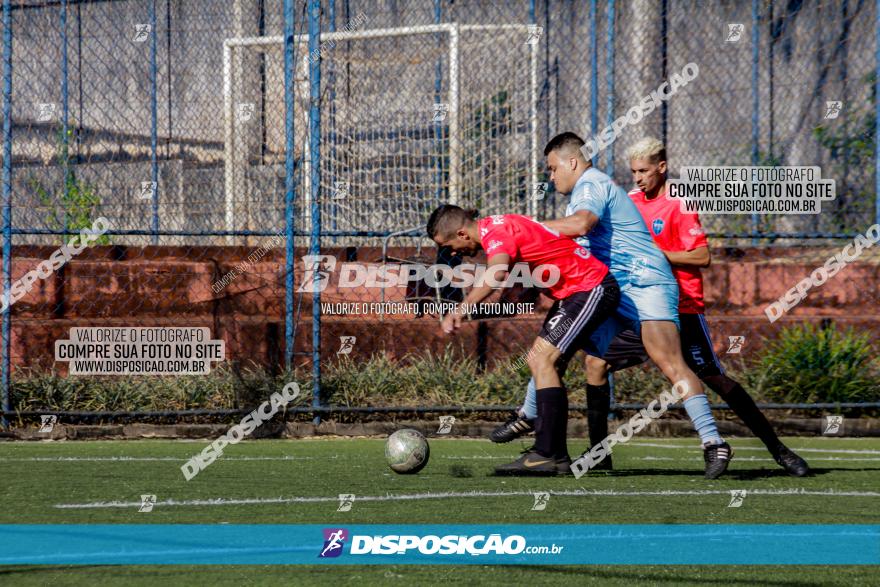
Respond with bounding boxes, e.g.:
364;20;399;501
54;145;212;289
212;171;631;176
626;137;666;164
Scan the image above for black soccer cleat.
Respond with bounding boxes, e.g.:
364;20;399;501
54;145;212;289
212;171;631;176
573;450;613;473
703;441;733;479
494;449;566;476
555;455;574;476
774;446;810;477
589;454;613;471
489;413;535;443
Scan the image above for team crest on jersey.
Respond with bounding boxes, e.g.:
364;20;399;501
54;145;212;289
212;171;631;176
480;226;489;237
491;215;505;225
652;218;664;235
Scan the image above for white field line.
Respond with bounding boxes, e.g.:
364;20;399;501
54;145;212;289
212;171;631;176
0;456;326;462
9;447;880;463
54;488;880;510
628;442;880;455
7;454;877;465
636;455;880;462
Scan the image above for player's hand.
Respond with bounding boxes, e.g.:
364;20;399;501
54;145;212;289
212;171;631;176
441;311;463;335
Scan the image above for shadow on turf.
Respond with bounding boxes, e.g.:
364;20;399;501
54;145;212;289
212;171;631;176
490;466;880;479
558;468;799;478
728;466;880;480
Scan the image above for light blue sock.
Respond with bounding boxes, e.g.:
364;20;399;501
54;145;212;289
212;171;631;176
683;394;723;446
520;377;538;420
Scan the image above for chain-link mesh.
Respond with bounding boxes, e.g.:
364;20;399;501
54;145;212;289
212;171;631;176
2;0;878;419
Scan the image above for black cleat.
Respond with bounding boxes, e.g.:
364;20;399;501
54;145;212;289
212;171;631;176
489;413;535;443
703;441;733;479
494;449;564;476
589;454;613;471
555;455;573;476
573;451;613;473
774;446;810;477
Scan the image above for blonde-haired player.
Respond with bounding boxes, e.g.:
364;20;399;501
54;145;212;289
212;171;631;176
584;137;808;476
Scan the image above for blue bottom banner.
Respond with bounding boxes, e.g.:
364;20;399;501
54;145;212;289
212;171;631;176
0;524;877;565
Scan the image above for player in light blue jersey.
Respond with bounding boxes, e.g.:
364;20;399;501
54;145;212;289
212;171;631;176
492;132;732;479
565;164;679;291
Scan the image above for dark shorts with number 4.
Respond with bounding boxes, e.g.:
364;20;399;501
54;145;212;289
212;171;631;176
600;312;725;378
538;273;620;362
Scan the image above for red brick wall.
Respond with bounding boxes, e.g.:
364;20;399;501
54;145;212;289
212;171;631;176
6;244;879;373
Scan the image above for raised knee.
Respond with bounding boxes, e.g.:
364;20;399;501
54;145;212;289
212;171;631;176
585;355;611;377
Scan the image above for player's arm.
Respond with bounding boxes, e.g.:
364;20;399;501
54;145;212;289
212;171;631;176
441;253;512;334
543;210;599;237
544;180;604;237
665;203;711;267
664;245;710;268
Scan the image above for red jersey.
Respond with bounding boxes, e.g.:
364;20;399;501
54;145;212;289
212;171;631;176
478;214;608;300
628;188;708;313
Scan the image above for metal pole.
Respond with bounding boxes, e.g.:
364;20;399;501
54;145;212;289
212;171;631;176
528;0;538;218
751;0;760;243
433;0;443;204
283;0;295;371
542;0;550;218
149;0;159;244
61;0;69;238
605;0;615;177
328;0;337;242
308;0;322;424
448;24;460;206
1;0;12;427
165;0;172;159
589;0;597;165
660;0;667;146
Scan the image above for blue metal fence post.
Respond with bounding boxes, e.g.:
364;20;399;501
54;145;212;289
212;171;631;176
529;2;536;38
60;0;69;237
605;0;615;177
283;0;296;371
328;0;337;242
876;0;880;227
660;0;668;146
1;0;12;427
751;0;760;242
308;0;322;424
149;0;159;244
589;0;597;165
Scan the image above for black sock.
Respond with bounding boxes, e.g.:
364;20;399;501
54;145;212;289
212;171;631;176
704;375;783;455
586;382;611;448
535;387;567;458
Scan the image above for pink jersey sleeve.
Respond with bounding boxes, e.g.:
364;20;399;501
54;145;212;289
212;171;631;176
675;211;709;251
480;217;519;259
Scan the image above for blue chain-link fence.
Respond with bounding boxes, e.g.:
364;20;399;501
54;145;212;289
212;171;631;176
1;0;879;423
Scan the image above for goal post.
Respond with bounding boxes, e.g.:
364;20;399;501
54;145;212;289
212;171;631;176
224;24;539;244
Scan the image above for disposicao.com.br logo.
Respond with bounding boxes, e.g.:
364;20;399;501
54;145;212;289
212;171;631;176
318;529;563;558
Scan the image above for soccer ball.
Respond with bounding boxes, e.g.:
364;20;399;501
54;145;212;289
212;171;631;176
385;428;430;474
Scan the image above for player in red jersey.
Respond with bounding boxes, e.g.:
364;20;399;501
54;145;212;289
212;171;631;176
582;137;809;476
427;205;620;475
